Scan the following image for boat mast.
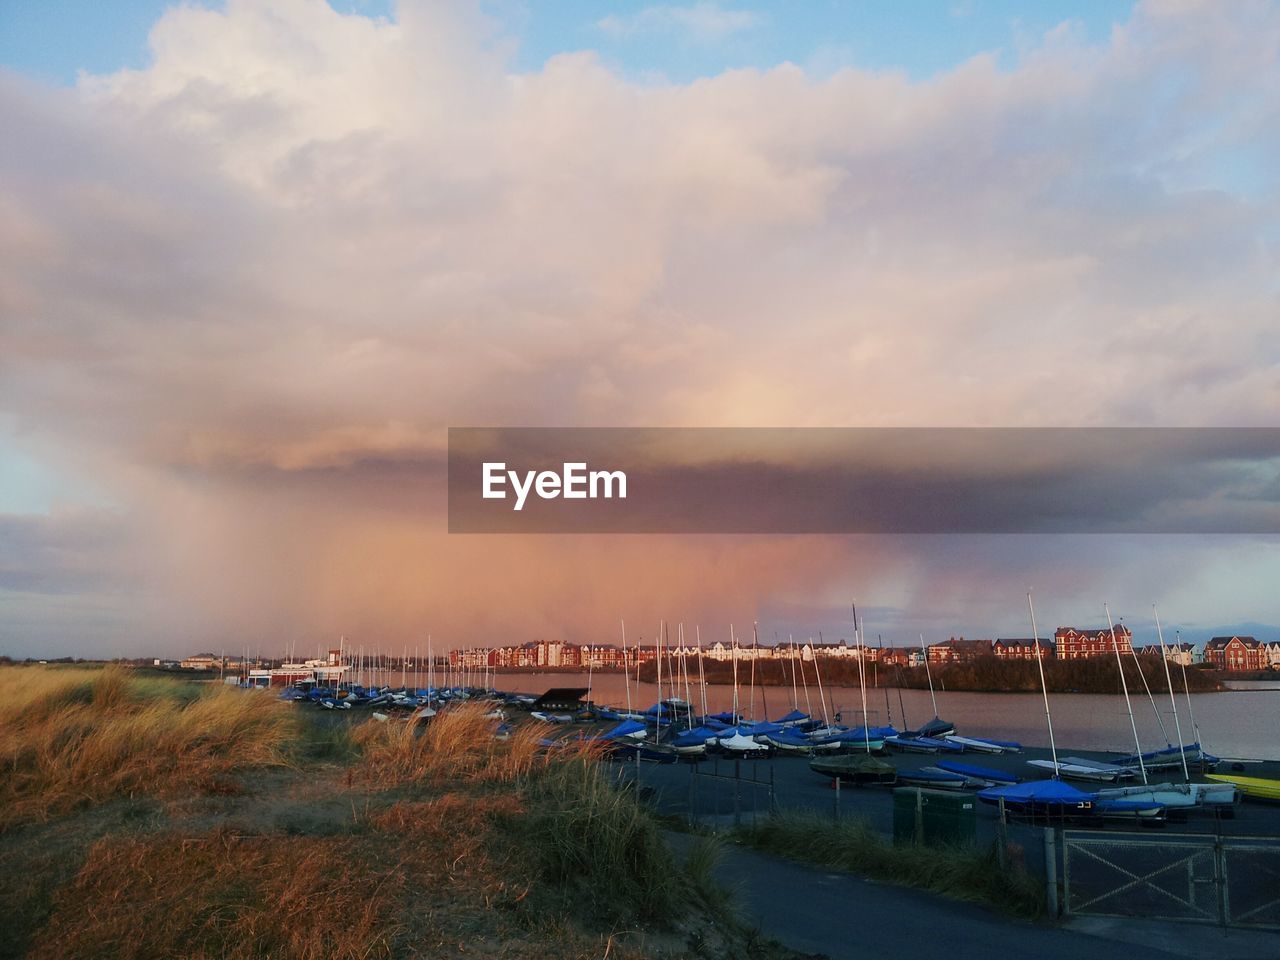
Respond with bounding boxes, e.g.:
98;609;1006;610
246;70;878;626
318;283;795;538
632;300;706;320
696;625;708;719
749;622;759;722
621;620;632;715
680;623;693;725
730;625;739;722
813;632;831;729
878;635;893;728
921;633;939;720
795;635;813;718
1106;603;1148;785
1125;624;1170;745
853;603;871;754
1176;629;1204;754
656;619;664;728
1027;590;1059;778
788;633;799;712
1153;605;1190;782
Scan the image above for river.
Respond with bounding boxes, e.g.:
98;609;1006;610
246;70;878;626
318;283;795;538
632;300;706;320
499;671;1280;761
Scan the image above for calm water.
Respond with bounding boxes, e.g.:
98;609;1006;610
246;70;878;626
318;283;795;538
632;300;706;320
509;672;1280;761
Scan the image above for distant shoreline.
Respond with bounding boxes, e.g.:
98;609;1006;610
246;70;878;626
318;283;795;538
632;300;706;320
635;657;1228;695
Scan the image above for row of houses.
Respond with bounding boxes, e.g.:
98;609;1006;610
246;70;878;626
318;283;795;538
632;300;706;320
449;631;1280;673
183;630;1280;677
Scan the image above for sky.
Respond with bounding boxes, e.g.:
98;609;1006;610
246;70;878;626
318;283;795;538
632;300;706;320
1;0;1279;658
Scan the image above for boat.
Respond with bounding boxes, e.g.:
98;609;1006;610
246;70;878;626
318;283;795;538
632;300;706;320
912;717;956;739
776;709;815;729
810;727;887;753
757;729;814;755
715;729;770;755
944;734;1021;754
886;734;963;754
809;754;896;785
978;778;1097;817
900;767;985;790
1116;742;1215;771
1026;758;1133;783
1096;780;1238;810
935;760;1021;785
530;711;574;724
1205;774;1280;802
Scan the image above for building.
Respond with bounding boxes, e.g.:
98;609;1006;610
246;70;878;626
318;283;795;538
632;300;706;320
992;638;1054;660
1054;626;1133;660
1134;642;1196;667
878;647;925;668
927;638;993;663
1204;636;1267;671
1268;642;1280;669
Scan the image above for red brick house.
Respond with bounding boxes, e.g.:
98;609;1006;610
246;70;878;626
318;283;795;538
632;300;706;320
1204;636;1267;671
927;638;993;663
1054;626;1132;660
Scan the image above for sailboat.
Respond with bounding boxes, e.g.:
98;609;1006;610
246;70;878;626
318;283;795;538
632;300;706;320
1096;606;1237;811
981;593;1165;822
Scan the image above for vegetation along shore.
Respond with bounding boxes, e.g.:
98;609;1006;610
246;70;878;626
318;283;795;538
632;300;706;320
641;657;1225;694
0;665;798;960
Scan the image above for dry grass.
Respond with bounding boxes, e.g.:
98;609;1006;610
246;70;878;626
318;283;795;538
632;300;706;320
0;666;294;828
353;702;547;785
25;827;401;960
2;675;775;960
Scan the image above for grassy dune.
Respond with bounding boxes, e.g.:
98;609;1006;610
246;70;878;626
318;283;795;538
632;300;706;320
1;667;781;960
0;666;293;829
0;665;293;829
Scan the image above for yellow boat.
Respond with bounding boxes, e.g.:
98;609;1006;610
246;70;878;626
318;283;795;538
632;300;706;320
1206;773;1280;802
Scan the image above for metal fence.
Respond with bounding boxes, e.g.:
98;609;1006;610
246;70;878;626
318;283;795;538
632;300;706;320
1062;830;1280;930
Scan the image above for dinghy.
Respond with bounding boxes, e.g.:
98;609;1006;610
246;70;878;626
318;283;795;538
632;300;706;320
1205;774;1280;802
978;779;1100;818
886;734;963;754
1026;757;1133;783
900;767;984;790
1096;780;1237;810
944;734;1021;754
716;729;769;755
809;754;896;785
936;760;1021;785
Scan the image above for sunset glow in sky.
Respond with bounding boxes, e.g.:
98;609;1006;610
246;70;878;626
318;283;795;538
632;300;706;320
2;1;1279;657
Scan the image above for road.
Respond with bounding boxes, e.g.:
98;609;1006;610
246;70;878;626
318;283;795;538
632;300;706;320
667;835;1280;960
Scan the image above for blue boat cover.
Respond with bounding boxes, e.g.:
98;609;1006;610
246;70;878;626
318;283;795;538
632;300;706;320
672;726;721;746
763;729;812;746
604;719;647;739
739;720;784;735
978;779;1092;804
777;710;810;724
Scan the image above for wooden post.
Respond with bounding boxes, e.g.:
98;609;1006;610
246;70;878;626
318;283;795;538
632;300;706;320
1043;827;1059;917
915;788;924;845
997;797;1008;871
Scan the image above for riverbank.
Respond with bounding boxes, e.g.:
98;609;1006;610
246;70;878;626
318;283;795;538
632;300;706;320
640;657;1226;694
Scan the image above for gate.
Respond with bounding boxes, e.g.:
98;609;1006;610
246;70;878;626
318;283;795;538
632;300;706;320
1062;831;1280;930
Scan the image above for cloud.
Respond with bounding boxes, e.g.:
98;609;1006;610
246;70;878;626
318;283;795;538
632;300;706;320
1;0;1279;655
597;3;761;41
